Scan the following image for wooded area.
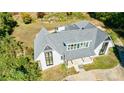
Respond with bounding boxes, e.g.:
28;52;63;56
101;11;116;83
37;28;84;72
89;12;124;29
0;12;41;80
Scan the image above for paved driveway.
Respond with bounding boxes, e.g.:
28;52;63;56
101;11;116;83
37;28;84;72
64;65;124;81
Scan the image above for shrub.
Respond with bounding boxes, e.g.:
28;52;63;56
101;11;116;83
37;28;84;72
21;13;32;24
0;12;17;36
37;12;46;18
66;12;72;16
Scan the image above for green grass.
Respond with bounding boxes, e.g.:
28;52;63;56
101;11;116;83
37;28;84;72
106;28;124;45
42;64;77;81
111;28;124;45
83;48;119;71
106;28;118;43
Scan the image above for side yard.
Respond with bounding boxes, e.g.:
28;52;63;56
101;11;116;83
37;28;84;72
83;48;119;71
112;29;124;45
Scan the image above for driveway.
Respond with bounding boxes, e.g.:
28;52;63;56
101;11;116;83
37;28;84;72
64;65;124;81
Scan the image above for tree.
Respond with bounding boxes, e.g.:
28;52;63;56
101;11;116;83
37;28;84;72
0;35;41;80
0;56;41;80
0;12;17;36
89;12;124;29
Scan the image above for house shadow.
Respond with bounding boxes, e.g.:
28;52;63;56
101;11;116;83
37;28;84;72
113;44;124;67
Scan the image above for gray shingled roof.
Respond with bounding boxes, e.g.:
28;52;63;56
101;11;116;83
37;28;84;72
34;27;48;60
34;21;109;60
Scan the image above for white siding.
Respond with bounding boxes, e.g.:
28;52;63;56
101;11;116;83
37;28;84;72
94;40;113;56
36;50;63;70
35;40;114;70
104;40;114;55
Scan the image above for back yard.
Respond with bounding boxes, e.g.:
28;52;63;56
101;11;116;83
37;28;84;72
12;12;90;47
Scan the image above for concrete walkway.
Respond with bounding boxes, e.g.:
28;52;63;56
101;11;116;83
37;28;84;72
64;65;124;81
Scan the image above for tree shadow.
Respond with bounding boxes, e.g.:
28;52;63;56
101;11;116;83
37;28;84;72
113;44;124;67
113;29;124;37
112;28;124;40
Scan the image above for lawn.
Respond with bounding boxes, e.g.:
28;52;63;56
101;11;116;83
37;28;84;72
12;19;80;47
105;28;118;43
112;28;124;45
103;28;124;46
12;20;42;47
83;48;119;71
42;64;77;81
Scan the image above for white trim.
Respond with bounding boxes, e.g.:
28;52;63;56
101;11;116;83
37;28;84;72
66;40;92;51
94;39;113;56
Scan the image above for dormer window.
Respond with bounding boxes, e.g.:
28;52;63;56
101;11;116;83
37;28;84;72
66;40;92;51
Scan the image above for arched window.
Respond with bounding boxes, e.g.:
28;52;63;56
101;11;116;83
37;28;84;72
45;51;53;66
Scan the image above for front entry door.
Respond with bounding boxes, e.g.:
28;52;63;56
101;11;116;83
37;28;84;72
99;42;109;55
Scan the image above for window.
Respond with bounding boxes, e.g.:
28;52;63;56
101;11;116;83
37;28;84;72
74;44;77;49
45;51;53;66
85;42;89;47
61;56;63;60
83;42;86;47
80;43;83;48
99;42;109;55
68;45;71;50
66;40;92;51
77;43;80;49
71;44;74;50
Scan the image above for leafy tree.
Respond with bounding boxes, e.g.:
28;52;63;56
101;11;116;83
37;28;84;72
21;13;32;24
89;12;124;29
0;12;17;36
0;56;41;80
0;35;41;80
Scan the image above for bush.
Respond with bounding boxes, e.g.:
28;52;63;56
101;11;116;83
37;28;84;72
66;12;72;16
0;12;17;36
37;12;46;18
21;13;32;24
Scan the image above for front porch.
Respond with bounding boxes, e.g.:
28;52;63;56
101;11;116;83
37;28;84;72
65;57;93;72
